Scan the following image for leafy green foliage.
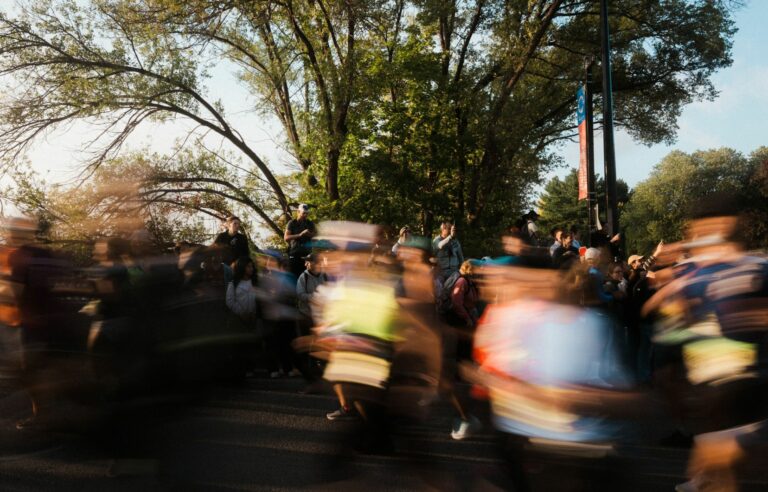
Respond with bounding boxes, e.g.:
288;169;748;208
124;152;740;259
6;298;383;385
0;0;740;257
537;169;629;241
622;147;767;254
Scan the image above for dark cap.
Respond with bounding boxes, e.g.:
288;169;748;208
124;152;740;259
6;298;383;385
302;253;319;262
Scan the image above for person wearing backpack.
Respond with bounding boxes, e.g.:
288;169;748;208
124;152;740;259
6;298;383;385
442;260;482;440
448;260;480;329
432;221;464;283
293;253;328;381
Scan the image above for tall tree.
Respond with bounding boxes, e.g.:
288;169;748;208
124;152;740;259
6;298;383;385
537;168;629;237
0;0;739;252
622;147;766;254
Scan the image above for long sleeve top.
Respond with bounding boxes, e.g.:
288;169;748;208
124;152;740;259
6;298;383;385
226;280;258;318
296;270;328;318
432;235;464;276
451;276;479;325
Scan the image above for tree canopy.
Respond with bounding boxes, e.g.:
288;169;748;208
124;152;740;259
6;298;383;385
0;0;739;255
622;147;768;255
537;168;629;239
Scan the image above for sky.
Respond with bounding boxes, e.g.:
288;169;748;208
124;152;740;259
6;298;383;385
551;0;768;188
13;0;768;212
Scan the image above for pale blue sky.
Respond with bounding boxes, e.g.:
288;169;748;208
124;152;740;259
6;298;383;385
551;0;768;188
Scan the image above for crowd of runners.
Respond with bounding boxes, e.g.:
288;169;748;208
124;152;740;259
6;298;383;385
1;195;767;491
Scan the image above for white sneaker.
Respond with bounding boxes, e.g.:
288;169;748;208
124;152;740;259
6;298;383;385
675;476;710;492
451;415;482;440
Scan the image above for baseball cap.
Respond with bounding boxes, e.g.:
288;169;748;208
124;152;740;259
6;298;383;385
302;253;318;262
627;254;643;265
584;248;601;261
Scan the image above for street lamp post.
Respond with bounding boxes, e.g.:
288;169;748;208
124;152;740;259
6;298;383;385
600;0;619;237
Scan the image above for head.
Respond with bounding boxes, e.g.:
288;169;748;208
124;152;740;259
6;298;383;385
550;227;563;242
226;216;241;236
627;254;643;271
570;226;580;240
232;256;255;286
561;231;573;248
440;221;453;238
459;259;475;277
526;210;539;222
297;204;310;220
584;247;601;266
609;262;625;282
509;218;526;236
304;253;321;274
398;226;411;244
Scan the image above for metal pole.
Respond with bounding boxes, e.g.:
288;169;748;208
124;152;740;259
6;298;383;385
600;0;619;237
585;57;596;247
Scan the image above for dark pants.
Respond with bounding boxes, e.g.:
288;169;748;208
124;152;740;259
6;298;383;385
289;255;305;280
265;320;296;374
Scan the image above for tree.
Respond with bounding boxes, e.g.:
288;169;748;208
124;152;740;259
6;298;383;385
537;168;629;239
622;147;767;255
0;0;739;253
2;145;294;259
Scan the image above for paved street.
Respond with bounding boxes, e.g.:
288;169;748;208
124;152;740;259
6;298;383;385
0;375;763;491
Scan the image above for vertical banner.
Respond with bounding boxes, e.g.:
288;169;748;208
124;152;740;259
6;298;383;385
576;85;588;201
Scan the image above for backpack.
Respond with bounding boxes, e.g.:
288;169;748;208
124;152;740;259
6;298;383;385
436;271;462;315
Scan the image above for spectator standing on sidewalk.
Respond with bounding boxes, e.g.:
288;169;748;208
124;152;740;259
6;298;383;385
284;204;317;279
432;221;464;284
214;216;250;266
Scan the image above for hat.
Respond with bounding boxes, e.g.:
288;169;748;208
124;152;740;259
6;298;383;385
584;248;601;261
627;254;643;265
302;253;319;262
298;204;310;213
526;210;539;219
402;235;431;252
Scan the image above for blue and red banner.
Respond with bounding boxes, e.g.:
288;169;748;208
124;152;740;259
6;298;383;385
576;85;588;201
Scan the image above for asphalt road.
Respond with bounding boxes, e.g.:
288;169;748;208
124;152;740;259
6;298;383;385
0;374;763;491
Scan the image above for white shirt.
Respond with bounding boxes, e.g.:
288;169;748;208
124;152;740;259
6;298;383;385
226;280;258;318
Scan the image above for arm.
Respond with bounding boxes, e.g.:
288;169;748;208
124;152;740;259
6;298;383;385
284;221;300;242
436;236;452;250
225;282;236;312
296;274;311;304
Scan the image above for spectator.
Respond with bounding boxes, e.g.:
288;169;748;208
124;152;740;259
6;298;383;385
446;259;482;440
284;204;317;279
391;226;411;257
225;257;258;320
552;231;580;268
583;248;613;306
570;225;582;248
605;262;628;299
548;227;563;257
520;210;540;245
432;221;464;282
449;260;480;329
214;216;250;266
604;262;629;329
626;242;663;383
296;254;328;320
